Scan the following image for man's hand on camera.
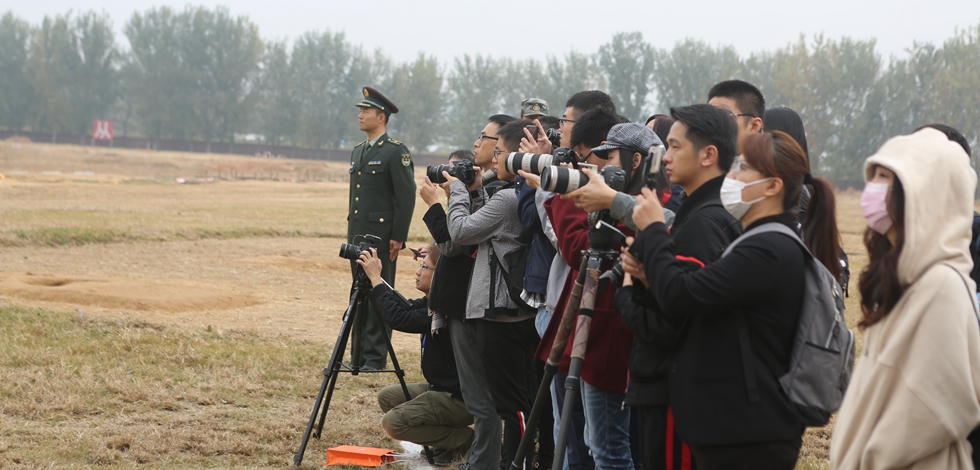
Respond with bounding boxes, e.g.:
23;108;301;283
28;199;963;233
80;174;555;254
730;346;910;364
356;248;385;287
561;168;617;212
621;237;648;287
420;177;441;207
443;169;482;192
633;187;666;231
517;170;541;189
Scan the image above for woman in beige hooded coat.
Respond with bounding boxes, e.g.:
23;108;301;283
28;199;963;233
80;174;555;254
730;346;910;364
830;128;980;469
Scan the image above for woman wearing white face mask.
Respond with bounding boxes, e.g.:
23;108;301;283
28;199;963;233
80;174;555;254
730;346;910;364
625;131;842;469
830;129;980;470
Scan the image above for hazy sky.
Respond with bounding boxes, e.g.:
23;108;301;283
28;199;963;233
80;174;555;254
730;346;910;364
11;0;980;64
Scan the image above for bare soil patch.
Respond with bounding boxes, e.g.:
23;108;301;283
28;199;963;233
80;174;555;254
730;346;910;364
0;273;259;311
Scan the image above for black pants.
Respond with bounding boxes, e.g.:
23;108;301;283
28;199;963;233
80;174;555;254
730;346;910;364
637;405;695;470
690;437;801;470
480;319;538;470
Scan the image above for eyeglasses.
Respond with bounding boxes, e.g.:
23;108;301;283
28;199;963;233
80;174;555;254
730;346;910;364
732;157;755;173
731;113;756;119
419;263;435;271
493;147;507;159
558;118;576;128
478;134;499;143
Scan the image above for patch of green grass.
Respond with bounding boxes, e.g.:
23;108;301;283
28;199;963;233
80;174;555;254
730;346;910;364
0;304;421;467
10;227;137;247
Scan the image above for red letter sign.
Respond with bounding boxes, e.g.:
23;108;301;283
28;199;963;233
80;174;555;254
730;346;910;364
92;120;114;141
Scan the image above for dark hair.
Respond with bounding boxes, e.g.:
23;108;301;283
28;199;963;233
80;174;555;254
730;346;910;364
619;148;648;196
570;108;624;150
858;174;906;330
449;149;474;162
497;119;533;152
566;90;617;114
708;79;766;119
764;107;809;159
648;114;674;144
742;131;842;280
538;115;560;132
914;123;972;158
489;114;517;127
669;104;738;172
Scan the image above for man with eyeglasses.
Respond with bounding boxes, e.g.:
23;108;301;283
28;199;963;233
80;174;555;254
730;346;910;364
707;79;766;155
473;114;517;172
357;245;474;467
444;119;538;470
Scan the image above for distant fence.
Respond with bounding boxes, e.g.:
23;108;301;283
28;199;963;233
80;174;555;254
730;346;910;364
0;130;448;167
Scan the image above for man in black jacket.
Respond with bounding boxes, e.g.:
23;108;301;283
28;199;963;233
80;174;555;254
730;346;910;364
357;246;473;465
616;104;742;470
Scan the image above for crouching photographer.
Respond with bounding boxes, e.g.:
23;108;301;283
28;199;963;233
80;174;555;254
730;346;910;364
356;246;473;466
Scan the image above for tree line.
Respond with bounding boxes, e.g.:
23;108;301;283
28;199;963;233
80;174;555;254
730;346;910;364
0;7;978;186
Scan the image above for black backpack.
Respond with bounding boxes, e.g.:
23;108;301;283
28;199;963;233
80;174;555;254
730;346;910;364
489;229;535;315
725;223;856;427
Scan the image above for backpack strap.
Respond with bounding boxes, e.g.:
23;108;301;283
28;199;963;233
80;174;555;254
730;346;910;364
942;263;980;328
722;222;808;259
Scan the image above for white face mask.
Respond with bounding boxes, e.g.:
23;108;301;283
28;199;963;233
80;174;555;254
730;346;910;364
720;176;773;219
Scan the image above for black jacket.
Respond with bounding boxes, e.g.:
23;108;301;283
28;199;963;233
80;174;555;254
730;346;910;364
619;175;741;406
637;212;807;445
423;204;476;321
369;284;462;398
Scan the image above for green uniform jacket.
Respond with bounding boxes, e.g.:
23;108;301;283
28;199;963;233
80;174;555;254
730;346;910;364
347;132;416;252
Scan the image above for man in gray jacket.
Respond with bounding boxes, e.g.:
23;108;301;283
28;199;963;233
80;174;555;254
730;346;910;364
445;119;538;470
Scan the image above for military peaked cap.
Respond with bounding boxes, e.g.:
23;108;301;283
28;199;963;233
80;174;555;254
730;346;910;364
355;86;399;114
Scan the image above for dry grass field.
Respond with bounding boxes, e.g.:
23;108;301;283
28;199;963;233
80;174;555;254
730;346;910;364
0;139;870;468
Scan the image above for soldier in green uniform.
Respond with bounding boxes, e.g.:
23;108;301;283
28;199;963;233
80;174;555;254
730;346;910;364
348;86;416;370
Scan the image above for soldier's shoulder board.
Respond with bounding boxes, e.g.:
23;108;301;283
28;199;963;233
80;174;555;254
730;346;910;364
388;138;402;145
354;141;366;148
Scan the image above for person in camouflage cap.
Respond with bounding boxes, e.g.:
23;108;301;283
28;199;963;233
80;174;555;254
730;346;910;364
520;98;549;120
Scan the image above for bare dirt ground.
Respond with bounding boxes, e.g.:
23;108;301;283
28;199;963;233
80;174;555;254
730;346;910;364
0;140;435;352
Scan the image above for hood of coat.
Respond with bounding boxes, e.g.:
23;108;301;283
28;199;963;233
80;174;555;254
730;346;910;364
864;128;976;286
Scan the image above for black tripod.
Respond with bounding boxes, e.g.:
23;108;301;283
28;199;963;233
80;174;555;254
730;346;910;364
511;221;624;470
293;267;434;466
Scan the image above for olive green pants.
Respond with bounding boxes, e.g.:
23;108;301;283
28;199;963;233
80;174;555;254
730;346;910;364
377;382;474;454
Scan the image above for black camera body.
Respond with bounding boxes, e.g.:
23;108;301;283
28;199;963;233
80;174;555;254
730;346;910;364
339;234;383;261
541;164;626;195
427;160;477;185
546;128;562;148
505;147;577;176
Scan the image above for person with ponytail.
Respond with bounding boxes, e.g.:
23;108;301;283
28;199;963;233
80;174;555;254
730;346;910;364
830;128;980;469
624;130;840;469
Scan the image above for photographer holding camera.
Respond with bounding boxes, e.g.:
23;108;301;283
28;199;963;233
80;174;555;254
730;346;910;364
445;119;538;470
356;246;473;466
537;113;650;470
615;104;743;470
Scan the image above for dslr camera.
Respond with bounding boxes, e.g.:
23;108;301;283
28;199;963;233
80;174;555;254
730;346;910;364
339;234;383;261
427;160;477;185
541;164;626;194
504;147;577;175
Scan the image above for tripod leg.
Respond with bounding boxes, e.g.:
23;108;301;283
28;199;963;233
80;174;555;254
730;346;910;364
546;258;588;470
553;258;600;470
510;360;559;470
294;286;361;466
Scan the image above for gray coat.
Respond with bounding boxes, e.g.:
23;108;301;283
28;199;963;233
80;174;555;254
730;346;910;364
447;180;523;320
